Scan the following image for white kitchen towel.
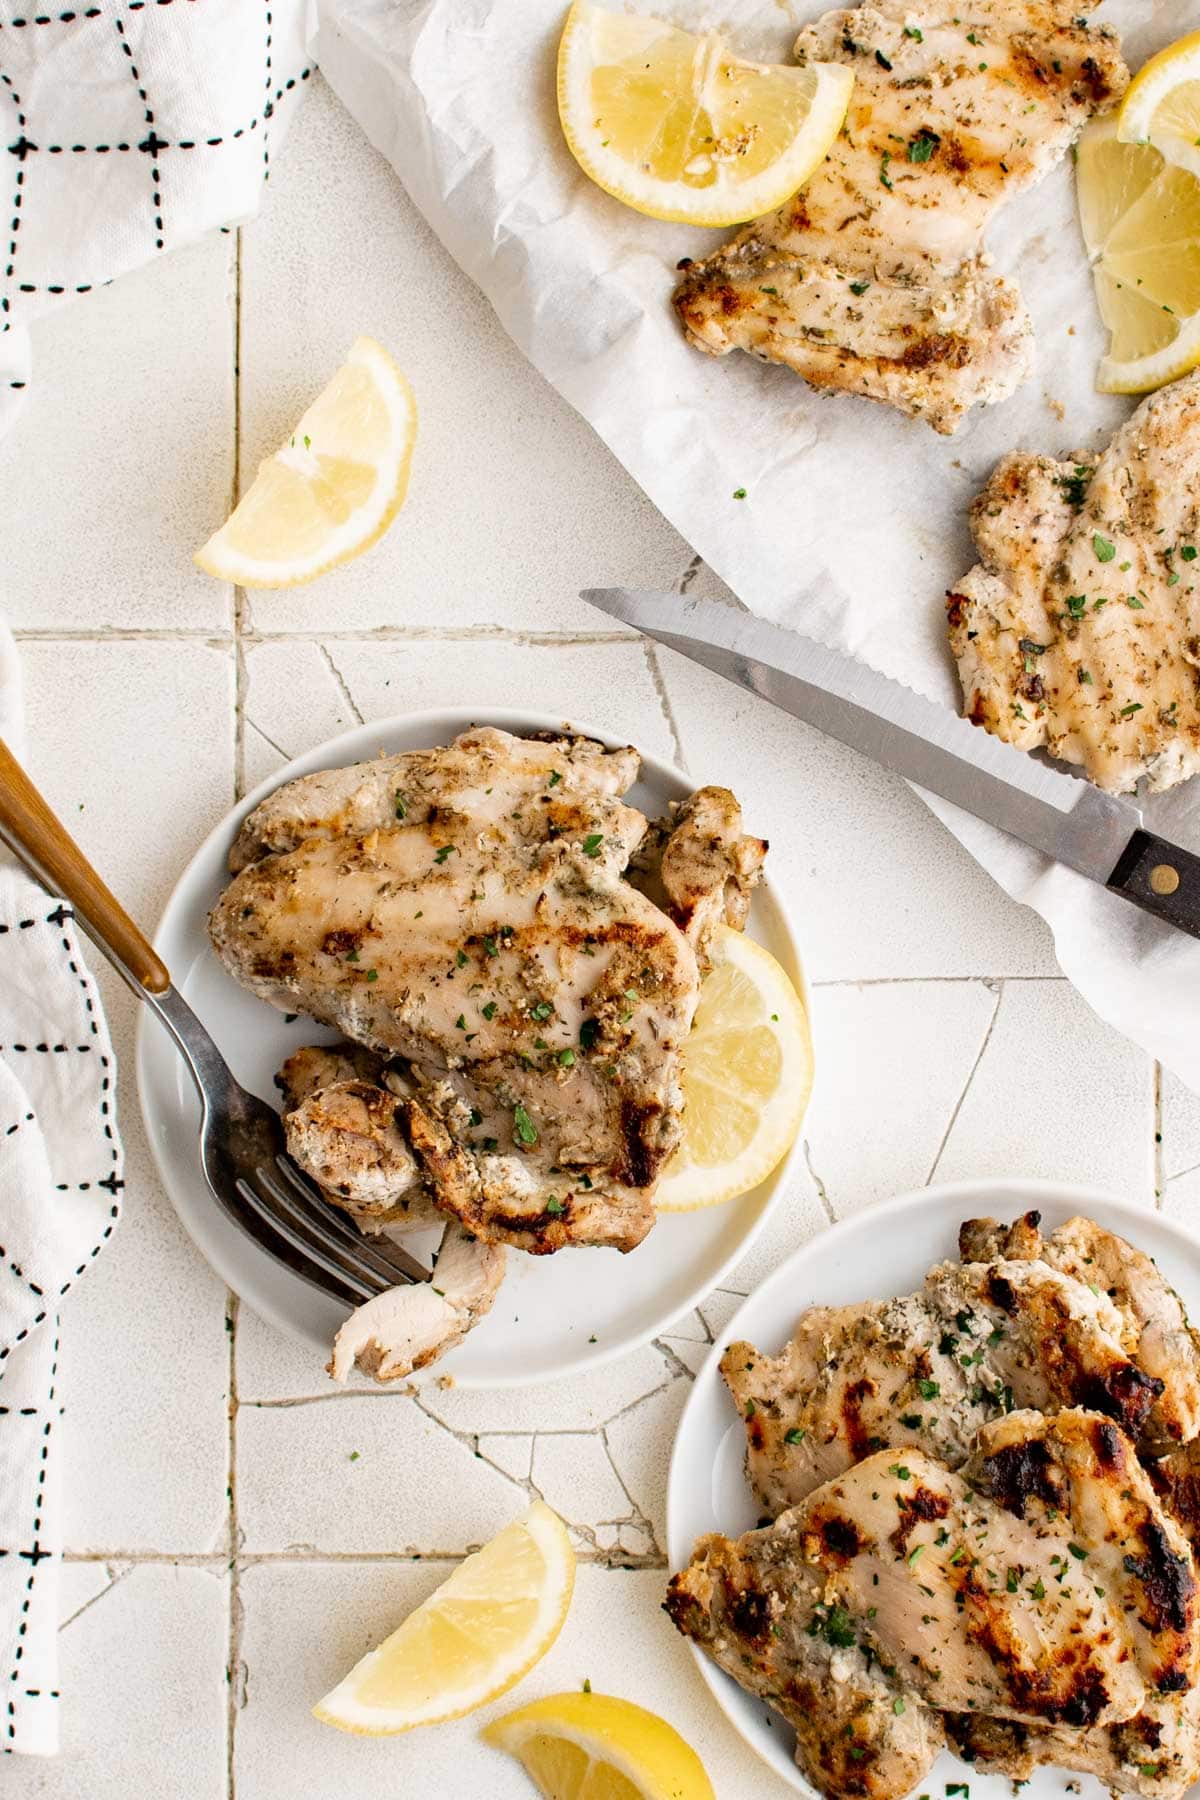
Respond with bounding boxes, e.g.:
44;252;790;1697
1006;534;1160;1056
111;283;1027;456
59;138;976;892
0;624;123;1757
0;0;312;432
313;0;1200;1095
0;1;310;1755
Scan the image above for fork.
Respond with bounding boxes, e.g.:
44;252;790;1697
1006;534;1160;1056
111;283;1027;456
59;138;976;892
0;739;430;1307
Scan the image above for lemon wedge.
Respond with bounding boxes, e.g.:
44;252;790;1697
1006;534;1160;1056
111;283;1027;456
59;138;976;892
484;1691;715;1800
195;336;416;587
312;1501;573;1734
1119;28;1200;179
654;925;812;1212
1076;116;1200;394
556;1;853;227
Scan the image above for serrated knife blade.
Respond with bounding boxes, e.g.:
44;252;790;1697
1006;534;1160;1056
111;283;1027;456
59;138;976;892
580;587;1200;941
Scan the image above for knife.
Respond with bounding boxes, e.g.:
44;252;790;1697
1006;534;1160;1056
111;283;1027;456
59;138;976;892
580;587;1200;941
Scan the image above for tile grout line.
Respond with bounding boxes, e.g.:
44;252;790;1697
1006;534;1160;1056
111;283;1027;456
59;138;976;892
924;978;1004;1187
641;641;687;770
12;626;641;646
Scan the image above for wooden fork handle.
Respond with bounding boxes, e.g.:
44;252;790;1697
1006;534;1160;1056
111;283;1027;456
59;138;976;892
0;738;170;994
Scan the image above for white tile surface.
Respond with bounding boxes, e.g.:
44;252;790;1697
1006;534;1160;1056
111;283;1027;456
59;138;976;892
0;239;236;632
2;66;1182;1800
17;1564;228;1798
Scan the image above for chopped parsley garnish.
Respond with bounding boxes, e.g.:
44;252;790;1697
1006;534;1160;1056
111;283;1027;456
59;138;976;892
745;1400;756;1419
907;1543;924;1565
557;1048;576;1067
1031;1577;1045;1601
880;151;894;189
875;48;892;69
480;1137;498;1152
1068;1542;1088;1560
893;1697;906;1715
900;1414;923;1429
455;1014;467;1031
1183;545;1198;561
1126;594;1145;608
732;487;747;500
903;23;923;38
582;833;604;857
810;1604;856;1649
579;1018;601;1050
545;1197;565;1216
469;1108;483;1127
908;131;939;162
394;792;408;819
434;844;457;863
1056;467;1090;507
1093;533;1116;563
456;949;468;967
365;969;378;982
1006;1568;1019;1593
1066;593;1088;619
531;1000;553;1020
760;286;778;296
481;1001;498;1020
917;1378;941;1399
548;769;562;786
784;1427;807;1445
849;279;871;295
513;1104;538;1146
1119;702;1144;717
889;1464;912;1481
483;936;499;957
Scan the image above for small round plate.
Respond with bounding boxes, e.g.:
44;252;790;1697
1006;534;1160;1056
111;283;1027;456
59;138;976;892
666;1179;1200;1798
136;708;808;1390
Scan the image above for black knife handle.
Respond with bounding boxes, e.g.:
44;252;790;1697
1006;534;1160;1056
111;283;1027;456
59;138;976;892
1106;830;1200;938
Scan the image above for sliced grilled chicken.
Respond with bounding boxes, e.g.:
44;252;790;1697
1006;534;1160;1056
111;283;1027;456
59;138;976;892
961;1212;1200;1449
670;1409;1199;1770
948;373;1200;791
629;787;766;970
665;1533;943;1800
328;1221;505;1383
674;0;1126;432
945;1687;1200;1800
723;1254;1160;1516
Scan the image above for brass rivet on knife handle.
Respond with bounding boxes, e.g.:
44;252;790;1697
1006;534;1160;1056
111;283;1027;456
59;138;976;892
0;738;170;993
1151;863;1181;897
1106;828;1200;940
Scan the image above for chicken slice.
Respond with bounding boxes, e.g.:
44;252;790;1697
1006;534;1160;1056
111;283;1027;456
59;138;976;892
673;1409;1198;1747
231;726;641;871
969;1213;1200;1450
949;372;1200;791
275;1041;387;1106
665;1531;944;1800
629;787;766;970
328;1221;505;1383
945;1687;1200;1800
212;728;710;1253
674;0;1126;433
723;1253;1161;1516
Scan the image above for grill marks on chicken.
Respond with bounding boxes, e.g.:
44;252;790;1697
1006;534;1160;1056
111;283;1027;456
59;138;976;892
722;1244;1163;1518
669;1410;1200;1789
948;373;1200;791
669;1215;1200;1797
673;0;1126;432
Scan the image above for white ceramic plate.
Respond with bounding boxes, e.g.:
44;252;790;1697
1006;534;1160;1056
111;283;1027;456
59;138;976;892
667;1179;1200;1798
136;708;808;1390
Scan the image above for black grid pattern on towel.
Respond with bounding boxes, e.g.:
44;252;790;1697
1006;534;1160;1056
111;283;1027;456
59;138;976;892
1;902;124;1749
0;3;310;317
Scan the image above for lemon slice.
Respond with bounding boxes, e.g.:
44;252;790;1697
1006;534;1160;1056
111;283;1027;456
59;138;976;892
1076;116;1200;394
313;1501;573;1734
484;1691;715;1800
196;336;416;587
1119;28;1200;179
556;1;853;227
654;925;812;1212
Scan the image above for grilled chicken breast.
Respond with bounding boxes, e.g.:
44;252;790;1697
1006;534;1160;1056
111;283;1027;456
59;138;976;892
674;0;1126;432
948;373;1200;791
960;1213;1200;1450
670;1410;1199;1757
723;1248;1161;1517
946;1687;1200;1800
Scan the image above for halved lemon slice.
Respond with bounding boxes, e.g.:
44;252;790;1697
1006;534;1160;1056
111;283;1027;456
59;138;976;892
312;1501;573;1734
556;1;853;227
654;925;812;1212
195;336;416;587
1076;116;1200;394
483;1691;715;1800
1119;28;1200;179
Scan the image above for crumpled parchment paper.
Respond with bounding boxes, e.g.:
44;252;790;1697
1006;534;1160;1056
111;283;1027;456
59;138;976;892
316;0;1200;1092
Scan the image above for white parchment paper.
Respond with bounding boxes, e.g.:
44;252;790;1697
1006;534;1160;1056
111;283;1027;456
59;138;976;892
316;0;1200;1092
